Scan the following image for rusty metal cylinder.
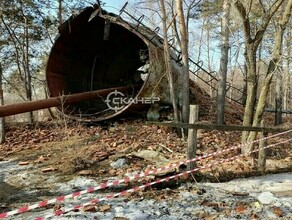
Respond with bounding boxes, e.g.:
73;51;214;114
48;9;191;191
0;4;183;121
45;4;183;121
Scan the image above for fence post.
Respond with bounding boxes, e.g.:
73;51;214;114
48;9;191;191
187;105;199;170
258;119;267;173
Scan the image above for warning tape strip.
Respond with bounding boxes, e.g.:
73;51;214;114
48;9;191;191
0;129;291;219
40;137;292;219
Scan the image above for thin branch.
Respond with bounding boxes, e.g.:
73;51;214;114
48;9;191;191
258;0;266;13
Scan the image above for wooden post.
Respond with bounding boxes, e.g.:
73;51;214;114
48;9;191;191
258;120;267;173
187;105;199;170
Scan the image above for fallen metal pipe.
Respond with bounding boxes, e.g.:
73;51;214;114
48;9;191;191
0;86;138;118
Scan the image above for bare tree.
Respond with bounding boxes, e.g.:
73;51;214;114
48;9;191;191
158;0;179;123
216;0;231;125
233;0;285;153
245;0;292;153
23;15;34;124
1;2;35;124
176;0;190;124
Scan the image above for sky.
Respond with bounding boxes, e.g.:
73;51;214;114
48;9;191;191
102;0;135;13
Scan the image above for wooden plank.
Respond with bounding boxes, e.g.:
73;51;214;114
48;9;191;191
265;108;292;114
147;121;289;133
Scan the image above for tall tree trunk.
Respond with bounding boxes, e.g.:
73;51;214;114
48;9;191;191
24;16;34;124
195;19;205;82
241;45;258;153
283;26;292;109
176;0;190;124
159;0;179;124
229;70;234;101
241;63;248;105
283;61;289;111
284;26;291;110
228;49;233;101
206;27;213;98
216;0;231;125
275;66;283;125
0;63;5;143
0;4;4;143
58;0;63;26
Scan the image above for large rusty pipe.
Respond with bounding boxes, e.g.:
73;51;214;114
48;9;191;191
0;86;137;118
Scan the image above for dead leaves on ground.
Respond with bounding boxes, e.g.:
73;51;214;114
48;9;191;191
83;205;96;212
18;161;30;166
273;207;283;217
235;205;247;213
82;204;111;213
1;116;292;196
41;167;58;173
78;170;94;176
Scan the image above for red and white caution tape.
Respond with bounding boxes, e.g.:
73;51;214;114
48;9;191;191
40;137;292;219
0;129;291;219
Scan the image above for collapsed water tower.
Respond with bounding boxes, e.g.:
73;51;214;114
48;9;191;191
45;3;184;121
0;3;184;121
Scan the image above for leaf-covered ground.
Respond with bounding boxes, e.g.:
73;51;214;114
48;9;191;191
1;112;291;182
